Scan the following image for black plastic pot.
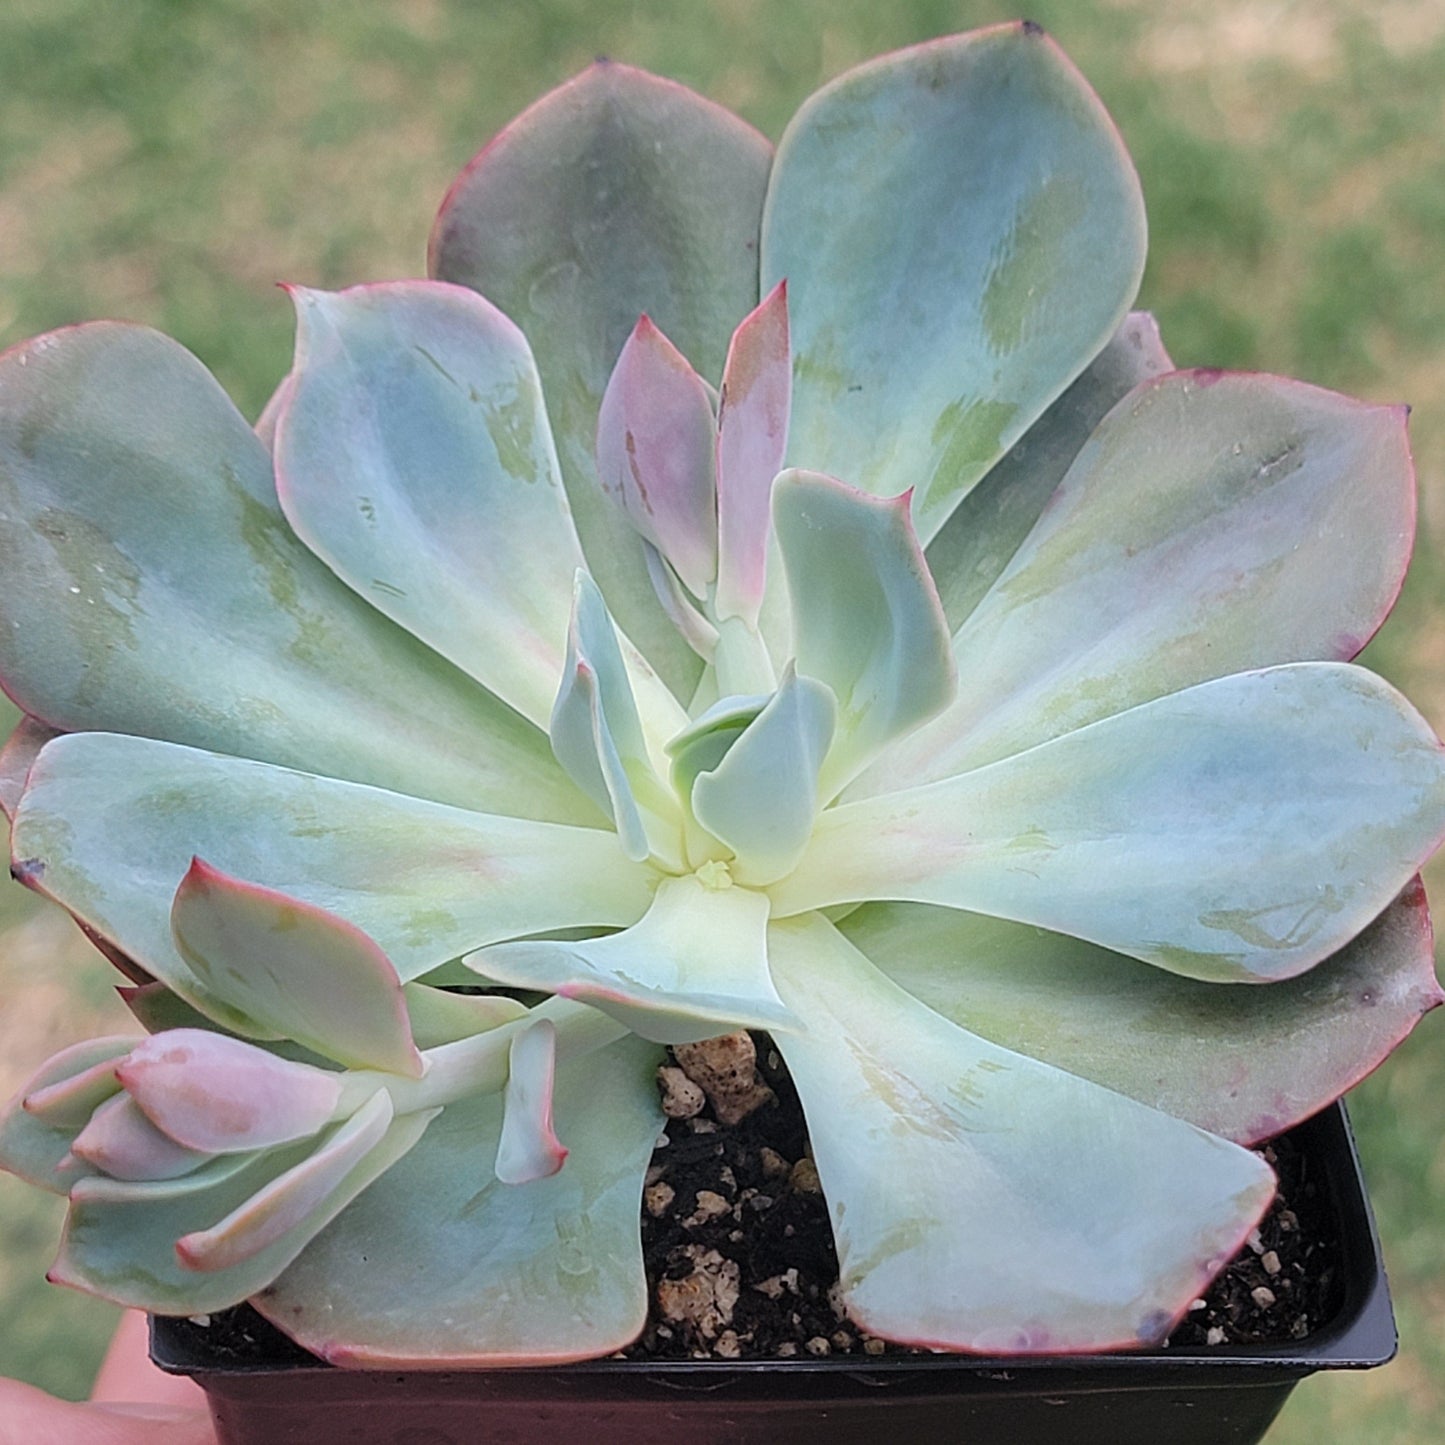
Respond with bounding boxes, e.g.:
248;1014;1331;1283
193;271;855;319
152;1101;1395;1445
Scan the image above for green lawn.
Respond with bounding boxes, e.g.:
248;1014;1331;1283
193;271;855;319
1;2;1443;1436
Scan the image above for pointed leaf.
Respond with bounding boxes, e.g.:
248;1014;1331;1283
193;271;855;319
596;315;718;600
715;281;791;624
495;1020;567;1185
171;859;422;1078
926;311;1172;632
0;322;584;824
843;879;1444;1145
403;985;527;1050
769;914;1274;1353
14;733;654;1026
254;1035;663;1366
773;470;954;797
175;1089;403;1272
691;667;837;886
0;1038;134;1193
762;23;1146;541
876;372;1418;789
470;875;798;1044
778;664;1445;982
0;715;59;819
253;372;294;450
53;1107;431;1313
71;1093;211;1182
276;281;587;731
432;62;771;697
117;1030;342;1152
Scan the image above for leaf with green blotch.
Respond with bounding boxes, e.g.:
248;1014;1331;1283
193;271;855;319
276;282;592;734
925;311;1172;633
51;1101;433;1314
171;859;423;1078
431;61;771;697
842;879;1444;1145
762;23;1146;543
773;471;954;799
14;733;653;1030
469;875;799;1045
0;1038;135;1193
768;913;1274;1353
0;323;586;825
871;372;1418;791
777;664;1445;983
254;1035;664;1367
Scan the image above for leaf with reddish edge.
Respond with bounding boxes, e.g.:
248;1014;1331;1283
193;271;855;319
52;1105;433;1314
117;1030;342;1153
171;859;422;1079
596;315;718;601
252;371;293;450
0;1037;135;1193
768;913;1275;1354
925;310;1173;633
869;371;1419;793
469;875;799;1045
773;470;955;800
175;1089;410;1273
13;732;655;1029
715;281;791;625
0;715;59;819
777;664;1445;984
71;1094;211;1182
254;1035;663;1367
430;61;771;698
762;23;1146;543
843;880;1443;1145
495;1020;567;1185
0;322;588;826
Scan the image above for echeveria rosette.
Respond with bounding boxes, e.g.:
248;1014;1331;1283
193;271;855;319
0;21;1439;1363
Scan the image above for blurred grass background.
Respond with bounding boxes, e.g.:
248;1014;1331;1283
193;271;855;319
0;0;1442;1437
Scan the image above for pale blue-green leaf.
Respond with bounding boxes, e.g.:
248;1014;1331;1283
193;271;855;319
550;573;683;866
873;372;1418;790
14;733;654;1025
52;1104;432;1313
0;1038;134;1193
255;1035;664;1366
71;1093;211;1182
431;61;771;697
925;311;1172;632
778;665;1445;982
769;914;1274;1352
402;986;527;1050
495;1020;567;1185
174;1089;405;1272
595;315;718;600
691;667;836;886
252;372;293;450
117;1030;342;1153
171;858;422;1078
843;880;1443;1145
277;282;586;732
469;875;798;1044
762;23;1146;542
665;692;767;865
0;714;59;819
0;323;585;823
773;471;954;798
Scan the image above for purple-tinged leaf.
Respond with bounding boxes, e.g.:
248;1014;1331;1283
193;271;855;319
21;1052;125;1130
596;316;718;601
117;1030;342;1153
715;282;791;625
71;1093;211;1182
252;371;294;451
171;858;422;1078
0;715;59;820
844;879;1444;1146
769;914;1274;1353
495;1020;567;1185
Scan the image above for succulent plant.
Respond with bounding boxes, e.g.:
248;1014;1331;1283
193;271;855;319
2;21;1443;1366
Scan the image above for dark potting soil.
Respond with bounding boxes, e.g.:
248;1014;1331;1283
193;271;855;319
164;1032;1341;1369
